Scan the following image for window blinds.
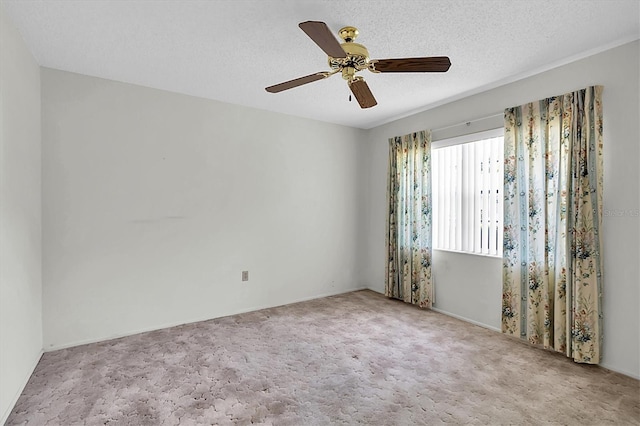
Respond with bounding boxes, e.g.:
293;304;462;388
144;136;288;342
432;136;504;256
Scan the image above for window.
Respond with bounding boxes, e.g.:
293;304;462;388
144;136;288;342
432;129;504;256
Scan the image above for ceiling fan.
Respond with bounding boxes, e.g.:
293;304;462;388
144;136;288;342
265;21;451;109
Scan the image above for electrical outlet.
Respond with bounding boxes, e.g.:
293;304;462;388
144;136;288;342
242;271;249;281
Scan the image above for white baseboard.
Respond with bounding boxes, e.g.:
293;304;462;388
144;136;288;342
599;362;640;380
45;286;367;352
1;349;43;426
363;287;501;332
430;307;501;332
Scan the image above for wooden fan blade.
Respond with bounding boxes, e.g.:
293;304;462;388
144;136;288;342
349;79;377;109
371;56;451;73
265;72;328;93
299;21;347;58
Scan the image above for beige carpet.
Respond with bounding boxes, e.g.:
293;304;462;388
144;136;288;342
6;290;639;425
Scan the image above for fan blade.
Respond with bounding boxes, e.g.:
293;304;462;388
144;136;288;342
299;21;347;58
265;72;329;93
371;56;451;73
349;79;377;109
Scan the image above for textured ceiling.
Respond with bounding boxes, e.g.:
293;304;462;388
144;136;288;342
3;0;639;129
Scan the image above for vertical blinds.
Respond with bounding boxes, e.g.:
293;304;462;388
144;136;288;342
432;136;504;256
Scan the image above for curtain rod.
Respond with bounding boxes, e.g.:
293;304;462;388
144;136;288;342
432;112;504;133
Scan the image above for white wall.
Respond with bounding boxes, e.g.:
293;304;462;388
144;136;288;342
41;68;367;350
431;251;502;330
0;5;43;424
363;41;640;378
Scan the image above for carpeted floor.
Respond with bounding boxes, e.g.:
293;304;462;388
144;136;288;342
6;290;640;425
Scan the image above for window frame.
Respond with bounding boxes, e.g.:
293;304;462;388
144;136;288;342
431;127;504;258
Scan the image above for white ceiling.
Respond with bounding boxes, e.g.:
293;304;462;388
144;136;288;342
3;0;639;129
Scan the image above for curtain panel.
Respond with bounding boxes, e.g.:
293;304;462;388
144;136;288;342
502;86;603;364
385;130;433;308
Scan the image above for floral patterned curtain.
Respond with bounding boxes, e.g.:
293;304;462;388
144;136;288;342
385;130;432;308
502;86;603;364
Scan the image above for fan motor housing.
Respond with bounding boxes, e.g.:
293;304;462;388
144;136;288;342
328;42;370;80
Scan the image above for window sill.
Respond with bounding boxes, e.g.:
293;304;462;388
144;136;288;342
433;248;502;259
